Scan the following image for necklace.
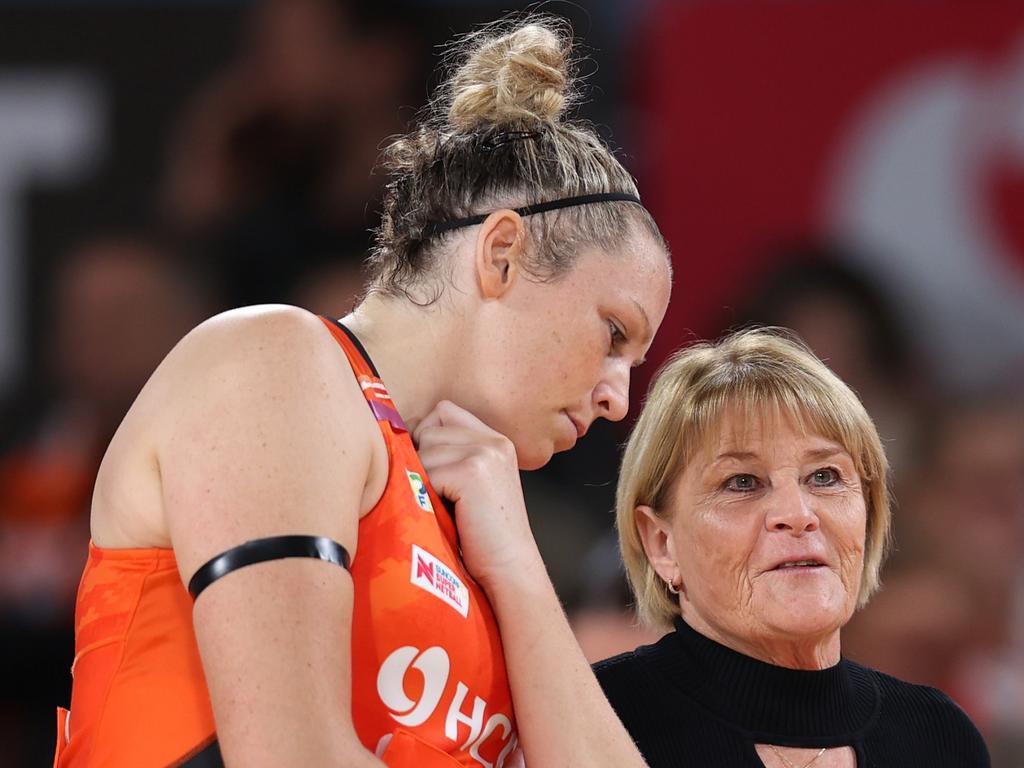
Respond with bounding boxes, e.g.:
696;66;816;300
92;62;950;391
768;745;828;768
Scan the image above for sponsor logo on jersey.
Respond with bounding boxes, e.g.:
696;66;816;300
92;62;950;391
410;544;469;618
376;644;519;768
359;377;392;400
406;470;434;513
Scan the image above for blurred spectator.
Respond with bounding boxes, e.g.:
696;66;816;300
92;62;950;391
899;397;1024;625
524;417;632;608
0;233;208;764
904;398;1024;745
570;530;667;663
729;243;925;472
843;564;974;691
0;234;208;620
160;0;416;307
846;394;1024;765
288;245;368;319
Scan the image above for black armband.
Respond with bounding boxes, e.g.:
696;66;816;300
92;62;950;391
188;535;351;600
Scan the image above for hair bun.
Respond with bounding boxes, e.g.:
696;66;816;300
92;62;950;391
446;21;572;132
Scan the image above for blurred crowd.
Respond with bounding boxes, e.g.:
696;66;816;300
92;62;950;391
0;1;1021;766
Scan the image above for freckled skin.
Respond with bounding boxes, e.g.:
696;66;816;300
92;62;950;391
666;407;867;670
457;238;671;469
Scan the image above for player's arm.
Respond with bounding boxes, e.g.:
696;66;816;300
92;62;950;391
153;306;386;767
417;402;648;768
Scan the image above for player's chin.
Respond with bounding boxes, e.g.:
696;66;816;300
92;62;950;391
514;437;557;471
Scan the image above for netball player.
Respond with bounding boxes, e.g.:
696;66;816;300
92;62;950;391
54;17;671;767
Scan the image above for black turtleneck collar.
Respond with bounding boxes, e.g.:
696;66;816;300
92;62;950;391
640;617;881;747
596;615;990;765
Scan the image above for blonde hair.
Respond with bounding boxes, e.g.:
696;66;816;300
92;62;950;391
369;15;666;298
617;328;892;629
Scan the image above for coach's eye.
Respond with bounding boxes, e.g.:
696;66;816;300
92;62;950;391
724;474;760;492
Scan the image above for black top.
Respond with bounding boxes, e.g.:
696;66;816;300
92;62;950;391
594;617;990;767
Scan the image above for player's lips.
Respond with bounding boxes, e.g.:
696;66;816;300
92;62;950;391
566;413;588;439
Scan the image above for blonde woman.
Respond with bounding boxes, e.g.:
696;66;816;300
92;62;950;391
55;17;670;768
597;329;989;768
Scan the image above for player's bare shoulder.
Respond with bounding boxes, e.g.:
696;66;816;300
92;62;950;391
92;305;386;551
151;305;365;424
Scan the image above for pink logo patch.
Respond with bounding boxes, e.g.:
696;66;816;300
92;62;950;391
410;544;469;618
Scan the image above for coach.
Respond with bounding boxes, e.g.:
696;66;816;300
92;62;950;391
595;329;990;768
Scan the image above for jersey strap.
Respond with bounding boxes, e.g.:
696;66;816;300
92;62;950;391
319;317;409;433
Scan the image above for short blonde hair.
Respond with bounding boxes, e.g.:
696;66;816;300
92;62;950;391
617;328;892;629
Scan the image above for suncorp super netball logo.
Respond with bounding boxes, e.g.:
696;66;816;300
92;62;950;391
410;544;469;618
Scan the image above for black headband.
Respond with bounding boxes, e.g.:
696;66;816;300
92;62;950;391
420;192;644;238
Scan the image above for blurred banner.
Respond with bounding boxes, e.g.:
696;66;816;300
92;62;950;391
636;0;1024;393
0;73;105;391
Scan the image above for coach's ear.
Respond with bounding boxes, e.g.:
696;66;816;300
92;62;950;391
635;505;682;591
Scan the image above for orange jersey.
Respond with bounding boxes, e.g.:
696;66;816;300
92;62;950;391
54;317;518;768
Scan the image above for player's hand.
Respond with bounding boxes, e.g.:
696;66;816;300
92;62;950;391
413;401;544;592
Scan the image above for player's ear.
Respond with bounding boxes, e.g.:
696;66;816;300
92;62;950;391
475;210;526;299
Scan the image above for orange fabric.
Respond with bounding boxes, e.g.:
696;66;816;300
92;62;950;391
323;318;518;767
56;545;216;768
55;318;518;767
54;708;69;766
379;729;465;767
